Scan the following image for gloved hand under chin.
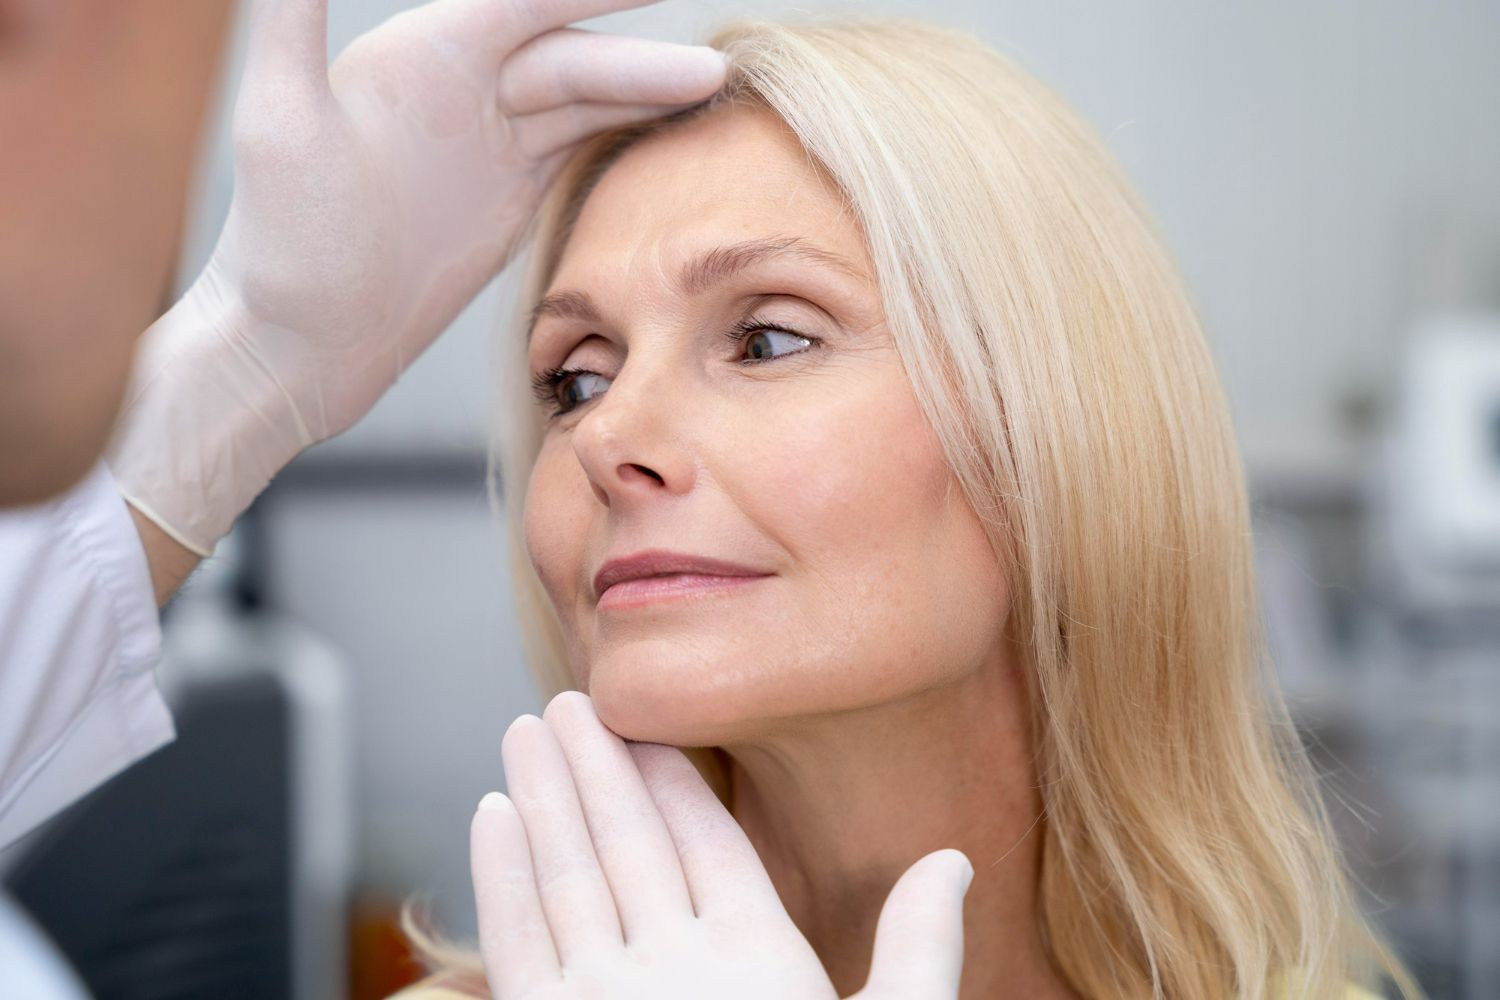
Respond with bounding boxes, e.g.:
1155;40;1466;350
108;0;726;556
471;693;975;1000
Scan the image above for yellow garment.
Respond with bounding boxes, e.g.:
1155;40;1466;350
389;978;474;999
390;978;1388;999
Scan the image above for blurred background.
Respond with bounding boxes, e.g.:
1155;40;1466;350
3;0;1499;997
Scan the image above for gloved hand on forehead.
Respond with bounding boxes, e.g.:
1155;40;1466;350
108;0;726;556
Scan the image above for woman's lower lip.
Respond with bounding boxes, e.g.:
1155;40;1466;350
597;573;770;610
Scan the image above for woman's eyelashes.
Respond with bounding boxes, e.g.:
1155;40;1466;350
721;316;815;361
529;318;820;419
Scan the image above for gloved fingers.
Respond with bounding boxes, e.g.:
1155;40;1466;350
424;0;704;61
541;692;698;940
626;741;791;925
500;715;627;964
853;848;973;999
513;100;704;160
498;28;726;116
243;0;330;89
470;791;564;1000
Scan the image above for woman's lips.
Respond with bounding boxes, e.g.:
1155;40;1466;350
591;549;772;608
596;572;770;610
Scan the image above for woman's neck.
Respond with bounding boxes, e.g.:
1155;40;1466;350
722;658;1078;1000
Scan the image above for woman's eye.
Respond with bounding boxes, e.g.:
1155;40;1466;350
742;326;813;361
559;371;611;409
531;367;610;417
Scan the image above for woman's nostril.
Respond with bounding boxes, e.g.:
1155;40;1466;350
627;463;665;485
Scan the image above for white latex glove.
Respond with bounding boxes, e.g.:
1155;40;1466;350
108;0;726;556
472;692;974;1000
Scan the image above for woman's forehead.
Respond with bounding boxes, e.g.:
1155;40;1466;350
565;109;858;258
547;119;869;311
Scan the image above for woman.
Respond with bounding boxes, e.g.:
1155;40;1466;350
400;14;1417;999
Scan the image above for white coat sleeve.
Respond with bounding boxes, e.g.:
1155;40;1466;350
0;461;175;849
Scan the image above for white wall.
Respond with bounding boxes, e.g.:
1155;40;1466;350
171;0;1500;938
262;489;532;936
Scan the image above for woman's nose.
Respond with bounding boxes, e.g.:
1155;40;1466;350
569;373;696;509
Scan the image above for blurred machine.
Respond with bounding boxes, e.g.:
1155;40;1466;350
1253;312;1500;999
1379;313;1500;619
1361;312;1500;998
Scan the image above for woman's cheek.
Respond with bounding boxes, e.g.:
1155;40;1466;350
523;453;584;612
774;378;940;543
733;381;886;517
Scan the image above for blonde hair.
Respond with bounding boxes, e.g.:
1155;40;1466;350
412;15;1419;999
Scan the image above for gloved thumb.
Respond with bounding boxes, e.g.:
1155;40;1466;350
851;848;973;999
244;0;330;86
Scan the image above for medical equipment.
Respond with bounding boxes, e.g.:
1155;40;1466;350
1377;312;1500;618
1350;310;1500;997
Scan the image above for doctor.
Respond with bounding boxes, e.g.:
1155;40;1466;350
0;0;723;993
0;0;726;850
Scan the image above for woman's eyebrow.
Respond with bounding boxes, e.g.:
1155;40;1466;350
526;235;866;345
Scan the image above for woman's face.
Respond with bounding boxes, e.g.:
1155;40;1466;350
523;105;1009;745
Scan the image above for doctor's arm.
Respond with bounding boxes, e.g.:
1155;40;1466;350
128;507;200;608
107;0;727;605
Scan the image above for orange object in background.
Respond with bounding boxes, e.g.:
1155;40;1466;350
349;894;426;1000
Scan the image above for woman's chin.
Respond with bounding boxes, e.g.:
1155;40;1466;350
583;644;770;747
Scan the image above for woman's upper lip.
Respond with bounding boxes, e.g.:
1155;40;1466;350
592;549;771;601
